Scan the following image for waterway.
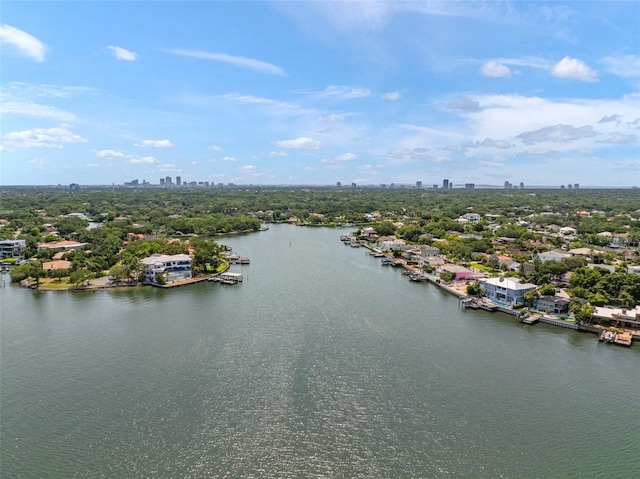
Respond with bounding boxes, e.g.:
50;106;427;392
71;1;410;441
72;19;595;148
1;225;639;478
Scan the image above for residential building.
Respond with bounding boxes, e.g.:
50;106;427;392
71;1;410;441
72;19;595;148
536;250;571;263
480;277;537;306
438;265;483;281
592;306;640;330
535;295;570;315
141;253;192;284
37;240;88;252
461;212;481;223
0;239;26;260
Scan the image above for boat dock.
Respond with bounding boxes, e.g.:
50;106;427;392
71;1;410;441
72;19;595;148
599;329;633;346
209;272;243;285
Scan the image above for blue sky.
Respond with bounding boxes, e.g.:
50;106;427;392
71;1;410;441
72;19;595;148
1;1;639;187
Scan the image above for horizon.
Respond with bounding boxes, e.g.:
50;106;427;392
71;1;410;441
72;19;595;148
1;1;639;187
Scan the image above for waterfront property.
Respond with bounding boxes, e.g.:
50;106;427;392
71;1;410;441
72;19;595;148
0;239;26;260
438;264;483;281
141;253;192;284
535;295;570;315
592;305;640;330
480;277;537;306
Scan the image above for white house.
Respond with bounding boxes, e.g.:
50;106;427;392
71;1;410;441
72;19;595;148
141;253;192;284
0;239;26;259
536;250;571;263
480;277;537;306
461;213;481;223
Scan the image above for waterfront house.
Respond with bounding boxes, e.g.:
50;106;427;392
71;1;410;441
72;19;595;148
480;277;537;306
438;265;482;281
141;253;192;284
535;295;570;315
0;239;26;260
592;306;640;330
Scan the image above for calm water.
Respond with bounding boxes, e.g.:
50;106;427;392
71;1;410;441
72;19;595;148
1;225;639;478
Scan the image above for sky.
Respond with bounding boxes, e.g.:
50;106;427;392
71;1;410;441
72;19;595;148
1;1;639;187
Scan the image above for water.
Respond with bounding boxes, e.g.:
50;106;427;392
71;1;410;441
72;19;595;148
2;225;639;478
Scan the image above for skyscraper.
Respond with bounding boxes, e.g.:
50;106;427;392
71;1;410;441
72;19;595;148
176;176;181;186
165;176;172;186
443;179;449;189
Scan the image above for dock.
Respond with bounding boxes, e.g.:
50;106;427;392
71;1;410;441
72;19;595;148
599;329;633;346
209;272;243;285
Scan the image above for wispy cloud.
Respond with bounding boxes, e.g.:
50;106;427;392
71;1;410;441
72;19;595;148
208;144;222;152
274;137;321;149
316;85;372;100
3;127;87;149
107;45;137;61
382;91;401;101
135;139;174;148
516;124;598;144
128;156;157;164
600;54;640;78
0;24;46;62
551;56;598;82
166;49;285;76
1;101;76;122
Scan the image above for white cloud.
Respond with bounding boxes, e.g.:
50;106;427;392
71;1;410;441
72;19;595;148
221;156;237;162
135;139;174;148
274;137;321;149
335;152;358;162
27;158;48;165
157;163;180;172
268;151;289;157
191;161;197;165
208;144;222;151
382;91;401;101
239;165;257;171
3;127;87;149
516;124;598;144
601;54;640;78
5;82;97;98
468;138;512;149
480;61;511;78
318;114;346;122
0;24;46;62
128;156;157;164
166;49;285;75
107;45;137;61
317;85;372;99
96;149;125;158
551;56;598;82
1;101;76;122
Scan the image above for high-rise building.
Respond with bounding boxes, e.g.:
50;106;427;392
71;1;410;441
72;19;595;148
574;183;579;189
504;180;512;189
416;181;422;189
176;176;181;186
519;182;524;189
568;184;573;190
165;176;172;186
443;179;449;189
465;183;475;189
160;178;165;186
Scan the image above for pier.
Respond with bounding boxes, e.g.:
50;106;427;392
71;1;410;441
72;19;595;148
210;272;243;285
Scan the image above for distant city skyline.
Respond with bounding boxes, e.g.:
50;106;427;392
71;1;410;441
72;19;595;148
1;1;639;186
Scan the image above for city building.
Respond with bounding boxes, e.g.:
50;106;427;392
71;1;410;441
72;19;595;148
443;179;449;189
165;176;172;186
504;181;513;189
480;277;537;306
160;178;165;186
176;176;181;186
140;253;192;284
465;183;475;189
416;181;422;188
535;295;570;315
0;239;26;260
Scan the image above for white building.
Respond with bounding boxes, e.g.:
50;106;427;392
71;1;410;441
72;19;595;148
141;253;192;284
480;277;537;306
536;250;571;263
0;239;26;259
